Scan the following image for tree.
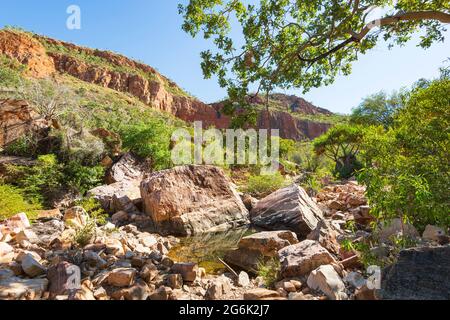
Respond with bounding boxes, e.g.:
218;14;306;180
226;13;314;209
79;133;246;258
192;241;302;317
313;124;365;178
358;79;450;230
350;90;407;128
179;0;449;100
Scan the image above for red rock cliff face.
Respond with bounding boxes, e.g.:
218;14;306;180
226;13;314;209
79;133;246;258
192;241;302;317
0;30;331;140
258;110;332;140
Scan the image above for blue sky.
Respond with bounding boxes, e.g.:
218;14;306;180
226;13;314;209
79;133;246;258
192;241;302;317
1;0;448;114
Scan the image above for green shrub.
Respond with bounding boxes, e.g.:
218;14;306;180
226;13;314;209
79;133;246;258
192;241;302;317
0;54;25;89
255;258;280;288
3;134;40;157
75;197;108;225
10;154;63;205
64;162;105;195
244;172;287;197
0;184;41;221
120;119;175;170
73;219;97;247
359;79;450;230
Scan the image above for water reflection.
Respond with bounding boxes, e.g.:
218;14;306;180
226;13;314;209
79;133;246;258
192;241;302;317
168;226;256;274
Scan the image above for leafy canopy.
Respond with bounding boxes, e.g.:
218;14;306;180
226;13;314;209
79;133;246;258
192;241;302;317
358;79;450;230
180;0;449;99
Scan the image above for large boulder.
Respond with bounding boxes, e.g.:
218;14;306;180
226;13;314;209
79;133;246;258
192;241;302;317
278;240;336;277
140;165;249;236
106;152;145;184
250;184;324;238
88;180;141;214
224;230;298;272
380;245;450;300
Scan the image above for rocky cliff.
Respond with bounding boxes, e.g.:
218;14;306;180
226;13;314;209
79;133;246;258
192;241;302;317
0;29;333;140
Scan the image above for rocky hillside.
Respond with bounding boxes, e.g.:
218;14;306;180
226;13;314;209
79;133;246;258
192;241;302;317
0;28;335;140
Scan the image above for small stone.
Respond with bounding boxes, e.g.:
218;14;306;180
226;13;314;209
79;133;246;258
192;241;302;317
0;242;13;257
63;207;89;229
288;292;307;300
171;263;198;282
205;276;232;300
15;229;39;244
107;268;136;287
112;279;150;300
422;225;446;242
167;274;183;289
140;263;158;283
307;265;347;300
161;256;174;268
93;286;108;300
243;288;280;300
111;211;128;224
149;286;173;300
237;271;250;287
0;277;48;300
21;253;46;277
197;267;206;279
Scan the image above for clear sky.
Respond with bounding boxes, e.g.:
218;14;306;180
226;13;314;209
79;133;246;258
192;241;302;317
1;0;449;114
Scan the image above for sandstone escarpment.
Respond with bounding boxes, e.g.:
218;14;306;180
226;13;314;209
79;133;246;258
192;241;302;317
0;29;332;140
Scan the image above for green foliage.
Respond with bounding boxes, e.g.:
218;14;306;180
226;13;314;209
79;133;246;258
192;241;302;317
0;54;25;89
3;134;40;158
8;154;104;205
9;154;63;205
75;197;108;226
351;90;407;128
120;119;175;171
244;172;287;197
63;162;105;196
73;219;97;247
0;184;41;221
358;79;450;230
255;258;280;288
313;124;365;179
179;0;449;102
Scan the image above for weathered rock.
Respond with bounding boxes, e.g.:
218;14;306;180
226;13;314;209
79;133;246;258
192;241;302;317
378;218;420;243
242;194;258;211
37;209;62;220
422;225;446;242
243;288;280;300
237;271;250;287
224;230;298;271
106;152;145;184
107;268;136;287
30;219;65;245
47;262;81;296
380;245;450;300
205;275;233;300
307;219;341;255
307;265;347;300
21;253;46;277
149;286;173;300
93;287;108;300
250;184;323;238
171;263;198;282
141;165;249;236
0;277;48;300
111;279;151;300
140;263;159;283
63;207;89;229
0;212;30;236
278;240;336;277
0;242;13;257
111;211;129;224
88;180;140;214
167;273;183;289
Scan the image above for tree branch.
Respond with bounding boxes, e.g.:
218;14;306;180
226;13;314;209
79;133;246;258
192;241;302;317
298;10;450;63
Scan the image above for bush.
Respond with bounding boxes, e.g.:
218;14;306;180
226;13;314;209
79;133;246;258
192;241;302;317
358;79;450;230
75;197;108;225
255;258;280;288
0;184;41;220
120;119;175;170
244;172;287;197
64;162;105;195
